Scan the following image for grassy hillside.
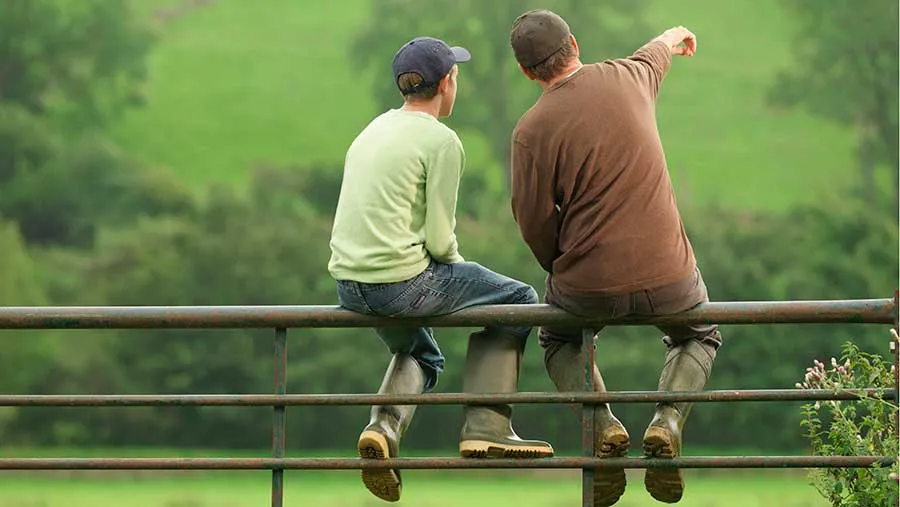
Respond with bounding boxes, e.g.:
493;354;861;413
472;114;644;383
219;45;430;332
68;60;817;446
644;1;856;209
0;473;826;507
113;0;857;210
114;0;376;190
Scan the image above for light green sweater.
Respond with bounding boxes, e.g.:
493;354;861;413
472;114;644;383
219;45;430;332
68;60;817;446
328;109;466;283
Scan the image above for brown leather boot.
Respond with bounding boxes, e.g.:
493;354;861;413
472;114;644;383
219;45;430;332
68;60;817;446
458;331;555;458
643;339;717;503
545;341;630;507
357;354;425;502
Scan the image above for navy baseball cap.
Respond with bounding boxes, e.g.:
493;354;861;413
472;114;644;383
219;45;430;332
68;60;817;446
392;37;471;94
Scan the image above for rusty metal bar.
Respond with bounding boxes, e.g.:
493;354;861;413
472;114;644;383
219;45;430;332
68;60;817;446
271;328;286;507
581;328;596;507
1;388;892;407
0;299;892;329
0;456;891;470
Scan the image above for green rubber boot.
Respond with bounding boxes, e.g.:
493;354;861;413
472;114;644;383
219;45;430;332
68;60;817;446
357;354;425;502
545;341;630;507
643;339;717;504
459;331;555;458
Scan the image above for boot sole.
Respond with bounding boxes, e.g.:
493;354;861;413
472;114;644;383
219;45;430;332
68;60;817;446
358;430;401;502
642;426;684;504
593;429;629;507
459;440;555;459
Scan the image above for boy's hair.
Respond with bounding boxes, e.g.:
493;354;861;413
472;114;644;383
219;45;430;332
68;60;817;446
523;38;577;82
398;72;440;101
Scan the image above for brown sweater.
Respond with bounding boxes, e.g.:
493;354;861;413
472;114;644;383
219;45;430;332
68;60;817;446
510;40;695;296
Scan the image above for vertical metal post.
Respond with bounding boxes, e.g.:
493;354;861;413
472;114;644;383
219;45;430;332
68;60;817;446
272;328;287;507
892;291;898;434
581;328;596;507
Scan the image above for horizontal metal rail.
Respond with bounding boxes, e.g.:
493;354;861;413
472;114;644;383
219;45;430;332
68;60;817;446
0;299;892;329
0;456;892;470
0;388;893;407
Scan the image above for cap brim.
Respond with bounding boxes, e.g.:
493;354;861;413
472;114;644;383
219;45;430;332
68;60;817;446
451;46;471;63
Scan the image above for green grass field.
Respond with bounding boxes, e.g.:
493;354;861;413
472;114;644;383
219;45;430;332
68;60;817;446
0;448;830;506
0;471;827;507
112;0;857;211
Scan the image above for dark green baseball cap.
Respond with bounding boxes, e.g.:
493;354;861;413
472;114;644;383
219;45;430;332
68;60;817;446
510;9;572;68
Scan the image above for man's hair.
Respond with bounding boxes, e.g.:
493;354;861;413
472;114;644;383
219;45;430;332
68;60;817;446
522;37;576;82
398;72;440;101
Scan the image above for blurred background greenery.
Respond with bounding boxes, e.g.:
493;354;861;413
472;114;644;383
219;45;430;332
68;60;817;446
0;0;896;505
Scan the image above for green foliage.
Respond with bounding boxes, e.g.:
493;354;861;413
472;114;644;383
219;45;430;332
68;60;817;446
0;0;154;128
3;134;193;246
769;0;899;201
796;331;899;507
0;0;169;247
0;217;50;438
0;104;59;184
0;217;46;306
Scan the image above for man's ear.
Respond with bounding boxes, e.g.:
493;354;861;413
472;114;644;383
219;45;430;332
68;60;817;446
570;34;580;58
518;63;537;81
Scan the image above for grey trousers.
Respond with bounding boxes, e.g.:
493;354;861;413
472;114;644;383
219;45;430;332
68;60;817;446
539;266;723;364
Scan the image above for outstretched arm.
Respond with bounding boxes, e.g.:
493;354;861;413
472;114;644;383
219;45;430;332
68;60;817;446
627;26;698;99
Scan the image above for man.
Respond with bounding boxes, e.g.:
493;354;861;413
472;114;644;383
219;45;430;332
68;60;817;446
328;36;553;503
508;10;722;506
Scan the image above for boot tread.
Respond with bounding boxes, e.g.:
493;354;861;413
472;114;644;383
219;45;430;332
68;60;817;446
642;426;684;504
459;440;555;459
593;425;629;507
358;430;402;503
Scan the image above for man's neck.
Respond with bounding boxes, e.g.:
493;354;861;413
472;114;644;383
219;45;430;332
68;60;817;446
540;59;584;90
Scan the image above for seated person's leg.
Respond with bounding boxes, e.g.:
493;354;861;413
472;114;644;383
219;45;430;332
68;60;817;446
402;261;552;458
642;267;722;504
541;294;630;507
357;326;437;502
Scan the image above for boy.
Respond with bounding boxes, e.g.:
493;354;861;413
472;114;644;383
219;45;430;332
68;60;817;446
328;36;553;503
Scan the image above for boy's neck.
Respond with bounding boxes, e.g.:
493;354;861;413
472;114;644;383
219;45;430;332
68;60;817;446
401;98;441;119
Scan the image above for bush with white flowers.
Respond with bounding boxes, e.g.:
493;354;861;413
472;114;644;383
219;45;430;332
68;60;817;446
796;329;899;506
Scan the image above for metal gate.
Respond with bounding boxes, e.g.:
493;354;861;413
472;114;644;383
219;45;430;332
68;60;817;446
0;294;896;507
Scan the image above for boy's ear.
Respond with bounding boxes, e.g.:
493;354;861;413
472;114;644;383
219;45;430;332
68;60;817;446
438;65;457;93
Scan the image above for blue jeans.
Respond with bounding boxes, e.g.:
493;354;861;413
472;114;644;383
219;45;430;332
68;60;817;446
336;261;539;392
